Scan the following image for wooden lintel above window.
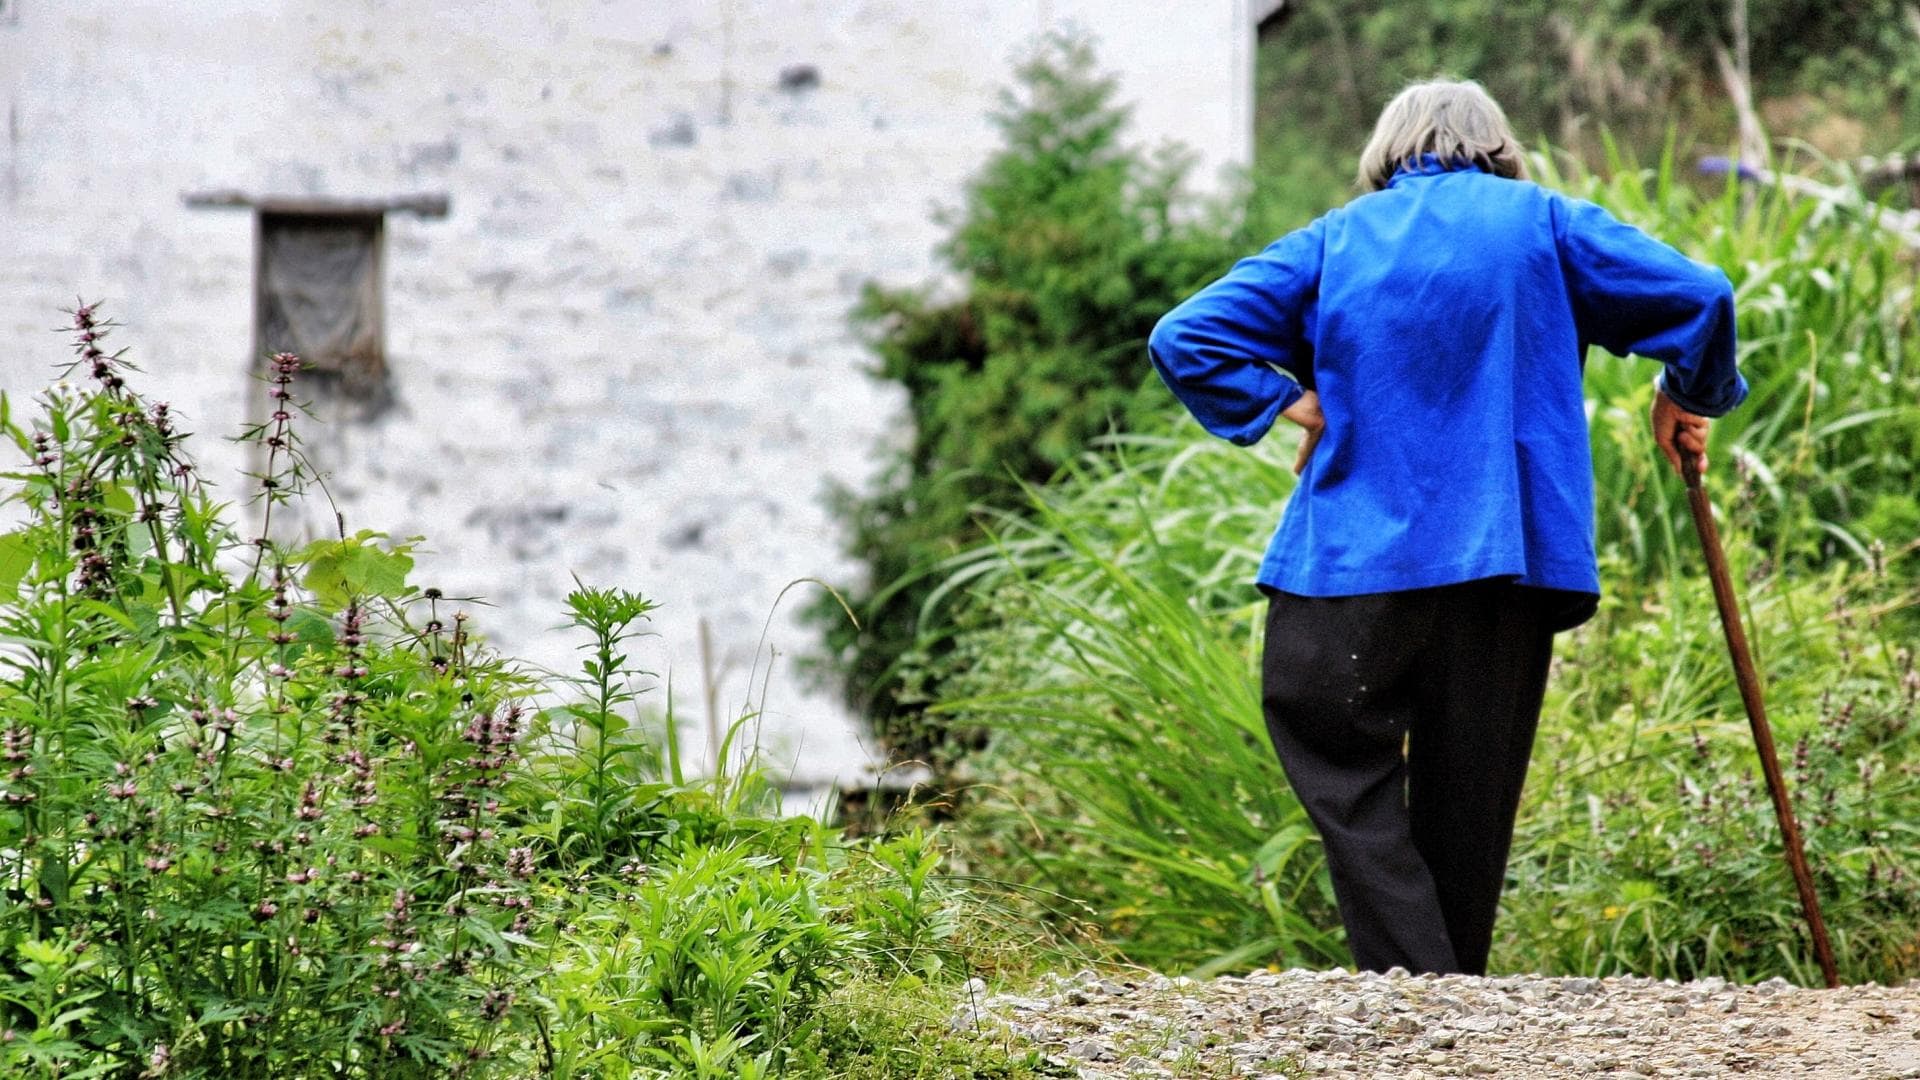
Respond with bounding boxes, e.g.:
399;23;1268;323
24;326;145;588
182;190;451;219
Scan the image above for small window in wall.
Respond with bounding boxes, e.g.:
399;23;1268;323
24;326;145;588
255;211;386;397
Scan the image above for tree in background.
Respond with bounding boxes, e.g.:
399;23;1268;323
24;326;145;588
806;30;1269;778
1253;0;1920;197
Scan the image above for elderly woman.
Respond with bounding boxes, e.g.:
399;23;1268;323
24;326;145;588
1147;78;1748;976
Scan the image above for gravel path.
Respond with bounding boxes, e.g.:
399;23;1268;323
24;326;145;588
951;966;1920;1078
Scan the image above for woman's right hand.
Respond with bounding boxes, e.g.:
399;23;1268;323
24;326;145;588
1282;389;1325;477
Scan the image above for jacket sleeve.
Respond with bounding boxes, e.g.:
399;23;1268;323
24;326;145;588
1554;194;1748;417
1146;217;1324;446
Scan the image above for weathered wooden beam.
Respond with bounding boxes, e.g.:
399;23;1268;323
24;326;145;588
182;190;451;219
1701;156;1920;250
1857;153;1920;189
1768;171;1920;248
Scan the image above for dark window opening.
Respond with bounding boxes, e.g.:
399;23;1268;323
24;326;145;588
1253;4;1303;176
1253;1;1289;36
1251;0;1356;222
254;210;388;401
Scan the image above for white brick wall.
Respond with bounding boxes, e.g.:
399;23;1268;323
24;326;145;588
0;0;1253;799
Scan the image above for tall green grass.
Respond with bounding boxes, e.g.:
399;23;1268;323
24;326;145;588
1504;550;1920;984
923;146;1920;984
924;432;1340;977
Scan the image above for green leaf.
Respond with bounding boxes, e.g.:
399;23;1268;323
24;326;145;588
97;481;136;516
296;531;415;606
287;607;336;646
37;856;68;906
48;1006;98;1030
196;1003;251;1024
0;531;33;594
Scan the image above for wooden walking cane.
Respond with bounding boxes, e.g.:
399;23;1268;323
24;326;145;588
1679;446;1840;988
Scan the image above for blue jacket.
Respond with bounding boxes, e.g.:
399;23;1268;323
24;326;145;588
1147;157;1747;603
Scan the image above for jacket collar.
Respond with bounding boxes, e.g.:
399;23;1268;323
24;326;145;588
1386;154;1487;187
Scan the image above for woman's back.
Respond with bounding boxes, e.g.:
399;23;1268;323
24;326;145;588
1148;155;1742;601
1282;160;1595;596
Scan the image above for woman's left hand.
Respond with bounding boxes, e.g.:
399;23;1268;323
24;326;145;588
1651;388;1710;475
1282;389;1324;477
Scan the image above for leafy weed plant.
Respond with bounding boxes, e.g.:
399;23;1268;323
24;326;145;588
0;309;537;1077
0;305;1043;1079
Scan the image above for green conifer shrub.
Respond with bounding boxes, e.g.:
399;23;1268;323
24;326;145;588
808;30;1276;775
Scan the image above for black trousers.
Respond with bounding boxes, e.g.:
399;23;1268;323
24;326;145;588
1259;577;1581;976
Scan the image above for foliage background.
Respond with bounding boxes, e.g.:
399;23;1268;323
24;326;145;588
824;7;1920;984
921;130;1920;983
813;6;1920;786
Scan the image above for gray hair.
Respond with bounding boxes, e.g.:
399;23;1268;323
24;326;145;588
1356;79;1527;192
